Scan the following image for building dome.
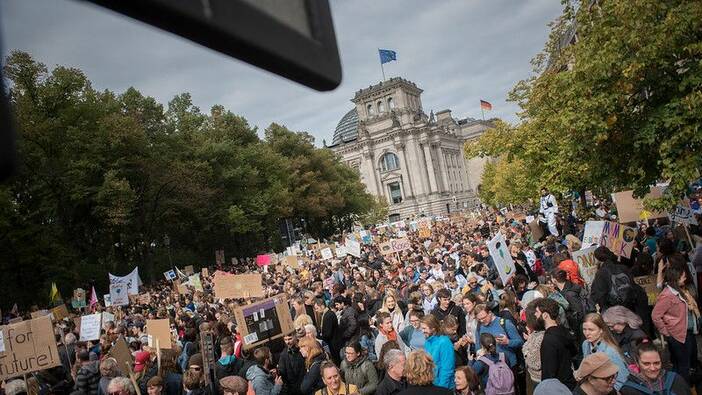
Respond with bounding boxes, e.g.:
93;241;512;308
331;108;358;145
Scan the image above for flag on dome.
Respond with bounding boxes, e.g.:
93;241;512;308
480;100;493;111
378;49;397;64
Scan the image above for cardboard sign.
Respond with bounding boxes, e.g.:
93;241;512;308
335;246;347;257
528;220;544;242
487;232;516;285
320;248;333;260
177;283;191;295
418;228;432;238
256;254;272;266
582;221;605;247
284;255;300;269
345;239;361;258
378;241;393;255
601;221;635;258
572;246;598;287
79;313;102;341
188;274;203;292
51;304;70;321
184;265;195;276
146;319;172;349
213;273;264;299
611;188;667;223
164;270;176;281
30;310;52;320
0;316;61;380
108;336;133;375
109;283;129;306
233;294;294;350
634;275;660;305
202;267;209;278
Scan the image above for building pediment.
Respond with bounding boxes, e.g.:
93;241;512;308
379;170;402;182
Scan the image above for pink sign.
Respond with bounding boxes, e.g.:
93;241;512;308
256;254;271;266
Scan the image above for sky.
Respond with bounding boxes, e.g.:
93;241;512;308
1;0;563;145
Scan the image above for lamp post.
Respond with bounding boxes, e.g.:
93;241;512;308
164;235;174;271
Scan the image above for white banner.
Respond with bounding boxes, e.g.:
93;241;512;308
109;267;142;295
109;283;129;306
487;232;516;285
345;239;361;258
79;313;102;341
320;248;333;260
582;221;605;247
335;246;347;257
572;246;598;287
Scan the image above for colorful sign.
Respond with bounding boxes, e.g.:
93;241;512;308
487;232;516;285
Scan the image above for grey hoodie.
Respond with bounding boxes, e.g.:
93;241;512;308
246;364;281;395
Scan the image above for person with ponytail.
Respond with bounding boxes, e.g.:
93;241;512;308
470;333;499;389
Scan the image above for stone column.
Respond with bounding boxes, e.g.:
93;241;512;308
396;143;415;198
422;143;438;194
408;137;427;196
435;143;448;192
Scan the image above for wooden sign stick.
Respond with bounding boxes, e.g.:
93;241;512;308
125;362;142;395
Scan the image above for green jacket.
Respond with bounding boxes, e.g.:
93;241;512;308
340;355;379;395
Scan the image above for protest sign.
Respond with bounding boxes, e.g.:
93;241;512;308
202;267;209;278
109;267;141;295
611;188;667;223
345;239;361;258
670;204;695;225
102;312;115;329
572;246;598;287
634;275;660;305
51;304;69;321
418;228;431;238
233;294;294;350
0;316;61;380
183;265;195;276
213;272;264;299
110;283;129;306
390;238;411;253
601;221;635;258
177;283;191;295
284;255;300;269
378;241;393;255
109;336;133;375
72;288;86;309
164;270;176;281
103;294;112;307
79;313;102;341
256;254;271;266
582;221;605;247
320;248;333;260
528;220;544;242
146;319;172;349
487;232;516;285
30;310;52;320
188;274;203;292
335;246;347;258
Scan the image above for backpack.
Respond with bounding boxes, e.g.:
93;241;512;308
607;270;634;307
621;371;677;395
478;353;515;395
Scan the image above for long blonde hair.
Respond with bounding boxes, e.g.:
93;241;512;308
298;336;323;369
584;313;624;359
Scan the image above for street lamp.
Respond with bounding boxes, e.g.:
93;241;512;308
164;235;174;271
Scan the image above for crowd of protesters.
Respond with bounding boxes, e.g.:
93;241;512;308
2;191;702;395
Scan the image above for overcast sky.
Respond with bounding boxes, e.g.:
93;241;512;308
1;0;563;145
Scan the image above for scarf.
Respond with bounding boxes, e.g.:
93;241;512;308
381;327;397;342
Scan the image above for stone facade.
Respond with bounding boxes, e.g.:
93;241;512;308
328;78;492;221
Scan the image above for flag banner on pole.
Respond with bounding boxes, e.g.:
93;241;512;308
480;100;493;111
378;49;397;64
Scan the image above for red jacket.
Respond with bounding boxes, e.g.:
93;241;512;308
652;286;688;343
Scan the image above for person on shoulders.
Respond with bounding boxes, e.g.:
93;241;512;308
619;342;690;395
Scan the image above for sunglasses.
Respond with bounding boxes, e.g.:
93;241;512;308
593;373;617;382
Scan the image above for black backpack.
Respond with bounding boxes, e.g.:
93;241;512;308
607;269;634;307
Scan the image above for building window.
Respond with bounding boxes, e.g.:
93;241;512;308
367;103;375;116
388;182;402;204
388;97;395;109
378;100;385;113
380;152;400;172
388;213;401;222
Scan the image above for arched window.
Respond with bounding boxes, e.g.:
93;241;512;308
378;100;385;113
367;103;375;116
388;97;395;109
380;152;400;172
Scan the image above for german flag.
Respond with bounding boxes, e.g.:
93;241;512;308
480;100;493;111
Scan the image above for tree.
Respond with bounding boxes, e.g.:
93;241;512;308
466;0;702;209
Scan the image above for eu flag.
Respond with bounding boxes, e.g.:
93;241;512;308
379;49;397;64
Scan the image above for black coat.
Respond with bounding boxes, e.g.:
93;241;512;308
300;355;326;395
339;306;359;342
540;325;578;390
375;376;407;395
278;346;305;395
397;384;452;395
590;262;632;310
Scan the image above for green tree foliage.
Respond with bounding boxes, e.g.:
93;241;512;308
0;52;375;308
466;0;702;209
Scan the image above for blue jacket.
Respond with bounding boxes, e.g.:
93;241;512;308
475;316;523;367
582;340;629;390
424;335;455;389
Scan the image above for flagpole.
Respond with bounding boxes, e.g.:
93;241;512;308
481;107;485;121
379;49;386;81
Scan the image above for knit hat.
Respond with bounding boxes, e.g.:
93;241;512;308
534;379;571;395
188;353;204;368
219;376;248;395
574;352;619;381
